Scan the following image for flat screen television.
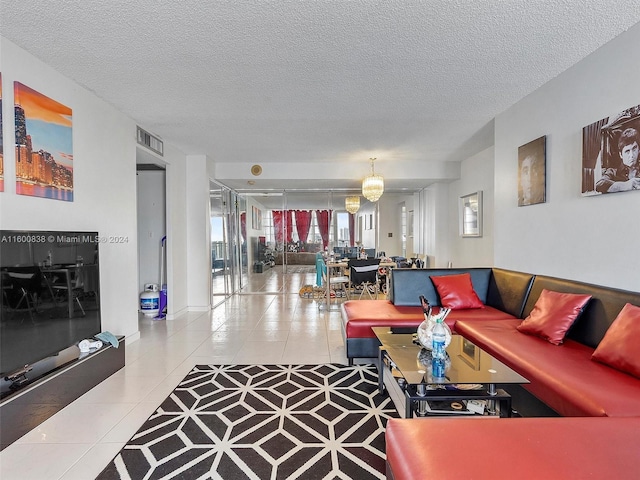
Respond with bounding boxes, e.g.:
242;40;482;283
0;230;101;385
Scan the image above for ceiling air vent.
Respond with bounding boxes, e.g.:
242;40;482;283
136;126;163;156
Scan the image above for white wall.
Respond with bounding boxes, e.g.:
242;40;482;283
164;143;190;318
447;146;495;267
0;38;140;338
357;202;377;250
185;155;211;311
494;23;640;291
377;193;415;257
417;183;451;267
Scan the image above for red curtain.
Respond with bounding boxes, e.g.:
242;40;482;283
294;210;312;243
315;210;332;250
272;210;285;244
348;213;355;247
273;210;293;244
285;210;293;243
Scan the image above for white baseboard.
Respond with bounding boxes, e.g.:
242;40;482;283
124;331;141;345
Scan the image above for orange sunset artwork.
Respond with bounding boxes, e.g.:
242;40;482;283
14;81;74;201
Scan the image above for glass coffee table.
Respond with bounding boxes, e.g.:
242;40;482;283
372;327;529;418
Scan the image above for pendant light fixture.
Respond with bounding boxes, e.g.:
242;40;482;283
345;195;360;214
362;157;384;202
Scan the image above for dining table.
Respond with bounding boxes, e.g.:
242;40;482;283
324;258;399;306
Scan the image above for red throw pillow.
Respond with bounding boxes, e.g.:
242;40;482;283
516;289;591;345
430;273;484;310
592;303;640;379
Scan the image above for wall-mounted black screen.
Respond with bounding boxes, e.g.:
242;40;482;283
0;230;101;377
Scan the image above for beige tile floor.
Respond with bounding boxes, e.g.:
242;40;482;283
0;266;358;480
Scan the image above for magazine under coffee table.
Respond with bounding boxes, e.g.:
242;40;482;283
372;327;529;418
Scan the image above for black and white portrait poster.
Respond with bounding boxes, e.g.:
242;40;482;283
582;104;640;196
518;136;546;206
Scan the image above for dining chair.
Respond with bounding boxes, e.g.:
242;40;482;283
348;258;381;299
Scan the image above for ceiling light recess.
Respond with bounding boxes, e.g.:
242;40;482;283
362;157;384;202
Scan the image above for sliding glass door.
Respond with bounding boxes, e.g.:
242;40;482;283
211;186;387;299
210;183;253;302
210;182;231;304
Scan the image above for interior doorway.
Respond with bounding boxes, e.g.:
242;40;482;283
136;161;167;317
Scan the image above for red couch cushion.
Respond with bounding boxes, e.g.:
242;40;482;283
341;300;515;339
516;289;591;345
430;272;484;309
592;302;640;379
456;319;640;416
385;417;640;480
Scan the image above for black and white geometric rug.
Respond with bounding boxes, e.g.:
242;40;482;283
98;364;398;480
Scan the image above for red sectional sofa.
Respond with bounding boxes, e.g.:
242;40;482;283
342;267;640;416
340;268;535;364
344;268;640;478
385;417;640;480
456;273;640;417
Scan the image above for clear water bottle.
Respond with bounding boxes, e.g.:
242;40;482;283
432;356;445;378
431;318;447;378
432;318;446;359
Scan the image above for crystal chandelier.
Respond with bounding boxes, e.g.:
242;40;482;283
362;157;384;202
345;196;360;214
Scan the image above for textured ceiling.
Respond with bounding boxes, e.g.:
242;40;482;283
2;0;640;197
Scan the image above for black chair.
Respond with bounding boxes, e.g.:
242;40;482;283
348;258;381;299
391;256;411;268
2;266;43;322
49;266;87;317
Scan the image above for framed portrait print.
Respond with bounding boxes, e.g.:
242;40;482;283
518;136;546;206
582;103;640;196
459;191;482;237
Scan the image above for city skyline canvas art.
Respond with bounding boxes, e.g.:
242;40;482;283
14;81;74;201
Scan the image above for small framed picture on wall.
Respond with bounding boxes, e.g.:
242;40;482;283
518;136;546;206
252;206;262;230
459;191;482;237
